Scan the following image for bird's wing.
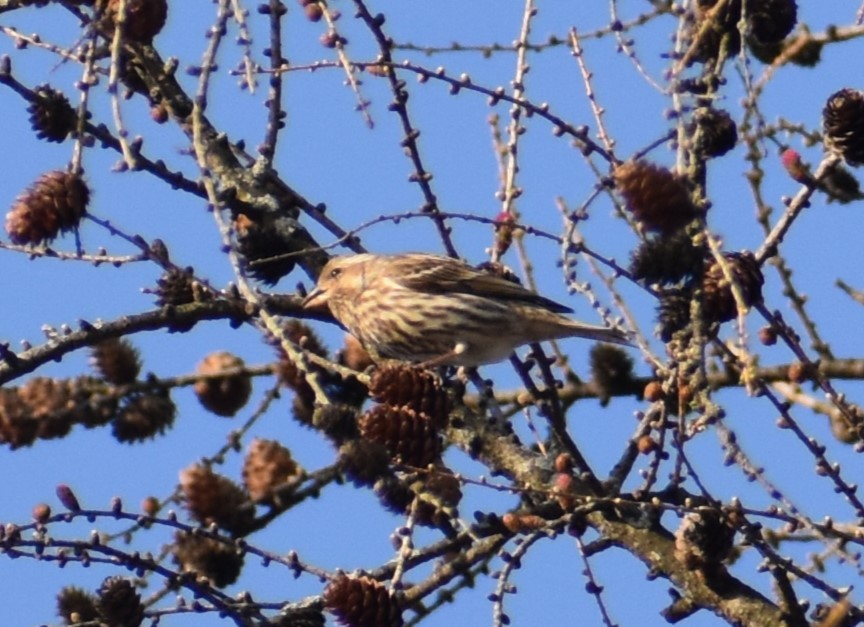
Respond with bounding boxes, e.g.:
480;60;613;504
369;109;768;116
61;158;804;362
392;255;574;314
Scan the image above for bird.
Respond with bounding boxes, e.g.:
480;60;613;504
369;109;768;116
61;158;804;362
301;253;630;367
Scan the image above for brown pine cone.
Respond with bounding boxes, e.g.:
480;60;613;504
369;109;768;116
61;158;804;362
323;574;403;627
629;230;704;285
172;531;244;588
5;170;88;245
243;438;302;502
97;577;144;627
153;267;200;307
589;344;636;406
692;0;796;61
113;390;175;442
0;387;38;448
338;439;391;487
234;212;299;285
702;252;764;323
194;351;252;417
674;509;736;574
99;0;168;42
747;0;797;47
272;321;328;390
824;88;864;167
690;107;737;158
368;364;451;429
179;463;255;535
358;405;441;467
657;288;699;342
18;377;74;440
28;85;76;143
91;338;141;385
614;161;697;234
56;586;100;625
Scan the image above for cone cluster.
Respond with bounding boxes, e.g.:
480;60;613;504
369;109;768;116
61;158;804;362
692;0;797;62
0;377;108;448
355;364;453;470
368;364;451;429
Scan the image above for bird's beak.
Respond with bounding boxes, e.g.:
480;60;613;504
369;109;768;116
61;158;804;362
302;287;327;310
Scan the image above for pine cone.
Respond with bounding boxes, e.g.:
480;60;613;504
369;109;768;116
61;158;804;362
179;463;255;535
692;0;796;62
56;586;100;625
323;575;403;627
91;338;141;385
272;321;328;390
68;375;117;428
629;230;704;285
589;344;636;406
358;405;441;467
97;576;144;627
5;170;88;245
194;351;252;417
823;89;864;167
153;267;199;307
674;509;736;574
28;85;76;143
243;438;302;502
374;476;416;517
692;0;743;61
18;377;74;440
818;164;863;203
368;365;451;429
234;212;299;285
172;531;244;588
410;466;462;527
99;0;168;42
0;387;38;448
269;605;327;627
338;439;391;487
690;107;737;158
113;390;175;442
656;288;692;343
614;161;697;233
312;404;360;443
338;334;375;372
702;252;764;323
747;0;797;47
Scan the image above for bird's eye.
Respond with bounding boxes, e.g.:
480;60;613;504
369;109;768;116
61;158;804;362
330;268;342;279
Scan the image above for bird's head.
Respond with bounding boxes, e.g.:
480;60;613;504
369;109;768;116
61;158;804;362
302;254;373;311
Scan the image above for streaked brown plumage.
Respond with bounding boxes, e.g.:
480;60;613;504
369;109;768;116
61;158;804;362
302;253;630;367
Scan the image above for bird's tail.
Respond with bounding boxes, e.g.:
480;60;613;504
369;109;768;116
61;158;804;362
565;321;632;346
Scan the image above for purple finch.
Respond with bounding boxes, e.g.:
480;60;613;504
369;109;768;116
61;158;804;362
302;253;630;367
